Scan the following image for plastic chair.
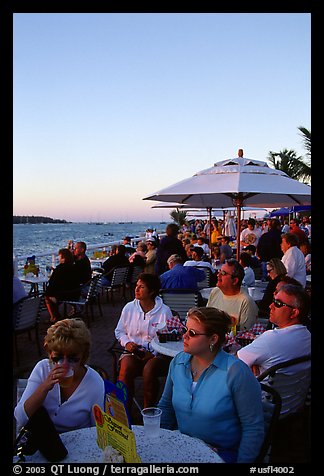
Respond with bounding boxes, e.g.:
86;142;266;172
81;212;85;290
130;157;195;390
13;295;43;366
256;355;311;418
257;355;311;463
159;289;200;322
193;266;213;289
255;383;282;463
127;265;144;299
61;273;103;326
101;266;130;305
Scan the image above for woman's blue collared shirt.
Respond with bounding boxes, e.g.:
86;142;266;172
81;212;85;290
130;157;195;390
158;350;264;463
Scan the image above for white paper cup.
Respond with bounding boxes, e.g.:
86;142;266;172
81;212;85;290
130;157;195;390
141;407;162;438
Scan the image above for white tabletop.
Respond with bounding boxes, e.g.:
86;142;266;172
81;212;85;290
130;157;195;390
201;285;265;302
90;259;106;268
19;275;49;284
18;425;224;463
151;336;184;357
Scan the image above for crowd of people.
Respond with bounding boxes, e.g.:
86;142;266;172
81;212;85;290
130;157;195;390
14;213;311;464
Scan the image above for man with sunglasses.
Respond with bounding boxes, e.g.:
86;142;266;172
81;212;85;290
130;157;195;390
237;284;311;378
206;259;258;331
237;283;311;463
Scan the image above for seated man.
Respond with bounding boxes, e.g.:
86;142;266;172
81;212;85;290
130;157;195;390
207;259;258;331
237;284;311;462
238;283;311;380
219;236;233;263
160;254;206;292
239;252;255;288
73;241;92;294
183;246;216;274
101;245;130;286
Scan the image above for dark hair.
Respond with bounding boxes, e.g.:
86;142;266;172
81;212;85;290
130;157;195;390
281;232;299;247
58;248;74;264
244;244;256;253
117;244;126;254
187;307;232;348
248;218;256;226
192;246;204;258
239;252;252;268
166;223;179;236
278;275;302;287
76;241;87;252
137;272;161;298
226;259;245;285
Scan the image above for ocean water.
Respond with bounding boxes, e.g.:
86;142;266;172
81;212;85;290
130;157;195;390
13;221;166;272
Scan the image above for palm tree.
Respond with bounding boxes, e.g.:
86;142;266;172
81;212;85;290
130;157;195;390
298;126;311;159
170;209;187;227
267;126;311;184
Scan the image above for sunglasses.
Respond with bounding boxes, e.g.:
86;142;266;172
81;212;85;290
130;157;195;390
267;268;273;273
182;325;209;338
272;298;295;309
51;355;80;364
218;270;234;277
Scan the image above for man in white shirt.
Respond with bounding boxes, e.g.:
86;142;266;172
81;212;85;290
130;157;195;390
240;218;262;248
281;233;306;287
183;246;215;274
237;284;311;413
207;258;258;331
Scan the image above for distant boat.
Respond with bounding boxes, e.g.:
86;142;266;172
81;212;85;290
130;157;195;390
160;221;167;224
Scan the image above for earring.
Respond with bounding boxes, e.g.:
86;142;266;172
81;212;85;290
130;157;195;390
209;344;214;352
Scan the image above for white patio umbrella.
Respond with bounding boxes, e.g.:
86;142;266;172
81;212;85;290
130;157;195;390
143;151;311;259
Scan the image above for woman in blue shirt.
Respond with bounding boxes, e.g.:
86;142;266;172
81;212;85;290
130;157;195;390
158;307;264;463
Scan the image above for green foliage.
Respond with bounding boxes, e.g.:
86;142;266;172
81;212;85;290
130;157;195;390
267;126;311;184
169;210;188;226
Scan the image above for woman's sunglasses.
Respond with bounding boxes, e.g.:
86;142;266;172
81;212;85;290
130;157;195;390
182;325;209;338
272;298;295;309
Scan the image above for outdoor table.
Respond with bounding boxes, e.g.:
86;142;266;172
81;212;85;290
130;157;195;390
151;336;184;357
19;275;49;296
16;425;224;463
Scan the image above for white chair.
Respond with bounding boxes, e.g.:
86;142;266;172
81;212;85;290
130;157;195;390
159;289;200;322
193;265;213;289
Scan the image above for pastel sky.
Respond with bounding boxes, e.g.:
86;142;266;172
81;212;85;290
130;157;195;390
13;13;311;223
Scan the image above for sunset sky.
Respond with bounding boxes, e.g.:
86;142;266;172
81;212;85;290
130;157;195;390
13;13;311;222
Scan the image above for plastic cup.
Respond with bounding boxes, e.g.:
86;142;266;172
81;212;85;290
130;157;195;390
58;365;74;388
248;287;256;298
141;407;162;438
50;360;74;388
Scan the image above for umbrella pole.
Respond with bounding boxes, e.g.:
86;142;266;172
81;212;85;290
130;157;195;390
207;207;212;255
235;197;243;261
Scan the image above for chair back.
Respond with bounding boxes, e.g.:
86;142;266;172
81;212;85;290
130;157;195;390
193;266;213;289
110;266;130;288
129;265;144;285
160;289;200;322
86;273;103;302
257;355;311;418
255;382;282;463
14;296;43;331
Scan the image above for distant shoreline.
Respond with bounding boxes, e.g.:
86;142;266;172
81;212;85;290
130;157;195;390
13;215;71;224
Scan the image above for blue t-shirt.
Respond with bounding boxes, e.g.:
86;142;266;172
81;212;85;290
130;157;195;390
160;264;205;291
158;350;264;463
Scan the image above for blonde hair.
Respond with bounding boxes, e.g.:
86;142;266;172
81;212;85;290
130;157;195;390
187;307;232;348
44;318;91;365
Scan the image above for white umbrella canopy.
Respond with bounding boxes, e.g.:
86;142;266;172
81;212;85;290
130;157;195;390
143;152;311;258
